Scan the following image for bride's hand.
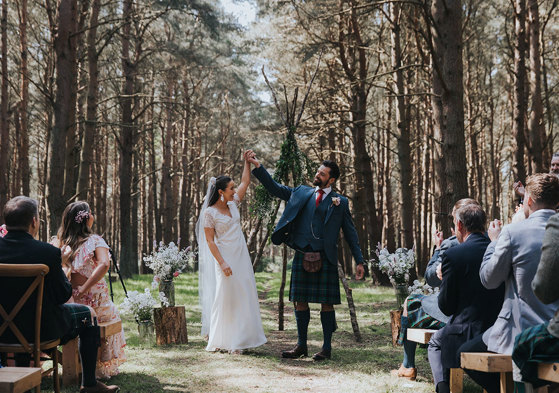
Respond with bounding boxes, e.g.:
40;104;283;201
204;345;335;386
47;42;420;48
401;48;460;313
220;262;233;277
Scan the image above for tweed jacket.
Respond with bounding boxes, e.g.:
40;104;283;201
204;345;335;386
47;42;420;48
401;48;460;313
531;212;559;338
480;209;559;354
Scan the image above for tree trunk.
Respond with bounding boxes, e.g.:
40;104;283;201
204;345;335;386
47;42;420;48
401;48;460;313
526;0;545;173
17;0;30;196
162;73;176;243
0;0;9;222
512;0;528;184
338;262;361;342
391;2;413;249
430;0;468;235
48;0;78;233
118;0;137;277
77;0;100;200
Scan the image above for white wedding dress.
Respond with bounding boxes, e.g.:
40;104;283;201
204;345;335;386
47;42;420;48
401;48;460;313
202;194;267;351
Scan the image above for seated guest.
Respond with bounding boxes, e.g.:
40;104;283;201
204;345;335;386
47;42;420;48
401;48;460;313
428;204;504;393
512;212;559;391
0;196;119;393
459;173;559;393
391;198;479;380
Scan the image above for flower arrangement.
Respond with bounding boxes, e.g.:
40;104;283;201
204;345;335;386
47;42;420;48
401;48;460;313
374;244;415;286
120;288;168;322
0;224;7;238
143;241;196;282
408;279;438;296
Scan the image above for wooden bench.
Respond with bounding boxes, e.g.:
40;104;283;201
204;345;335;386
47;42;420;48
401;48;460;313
0;367;41;393
538;363;559;384
406;328;437;344
405;329;463;392
62;320;122;385
461;352;513;393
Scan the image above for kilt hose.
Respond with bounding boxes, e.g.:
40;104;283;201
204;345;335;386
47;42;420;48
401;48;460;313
512;322;559;387
289;251;341;305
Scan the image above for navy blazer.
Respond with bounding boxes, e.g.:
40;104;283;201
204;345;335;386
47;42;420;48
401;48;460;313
437;232;504;367
0;230;72;343
253;165;363;266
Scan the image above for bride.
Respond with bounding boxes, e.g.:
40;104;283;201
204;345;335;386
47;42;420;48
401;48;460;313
197;151;267;353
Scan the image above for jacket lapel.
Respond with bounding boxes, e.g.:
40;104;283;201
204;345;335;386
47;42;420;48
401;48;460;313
324;192;336;224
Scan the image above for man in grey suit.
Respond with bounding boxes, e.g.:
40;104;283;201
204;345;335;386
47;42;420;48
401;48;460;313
459;173;559;393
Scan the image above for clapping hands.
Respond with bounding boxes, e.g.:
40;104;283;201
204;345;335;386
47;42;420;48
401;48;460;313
488;219;502;241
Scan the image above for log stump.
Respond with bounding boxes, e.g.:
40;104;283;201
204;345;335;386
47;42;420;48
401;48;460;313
154;306;188;345
390;309;402;347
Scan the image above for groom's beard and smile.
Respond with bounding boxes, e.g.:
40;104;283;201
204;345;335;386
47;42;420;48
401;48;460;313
313;176;329;188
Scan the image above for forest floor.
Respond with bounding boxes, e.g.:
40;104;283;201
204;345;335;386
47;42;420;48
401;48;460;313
40;272;482;393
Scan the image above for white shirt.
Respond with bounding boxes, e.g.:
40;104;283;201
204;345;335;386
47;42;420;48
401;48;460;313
315;186;332;203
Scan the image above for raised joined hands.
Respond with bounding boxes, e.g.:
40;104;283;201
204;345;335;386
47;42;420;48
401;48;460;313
244;149;260;168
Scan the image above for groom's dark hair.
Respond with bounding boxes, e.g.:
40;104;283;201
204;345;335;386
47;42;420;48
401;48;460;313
322;160;340;180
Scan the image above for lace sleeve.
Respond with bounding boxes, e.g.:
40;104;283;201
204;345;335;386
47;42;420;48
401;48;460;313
233;193;241;206
204;208;215;229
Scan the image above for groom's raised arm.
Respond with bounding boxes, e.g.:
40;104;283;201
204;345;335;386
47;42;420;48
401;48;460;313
252;165;293;202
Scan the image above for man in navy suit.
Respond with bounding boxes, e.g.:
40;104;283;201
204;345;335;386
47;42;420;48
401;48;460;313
428;203;504;393
0;196;119;393
246;150;364;361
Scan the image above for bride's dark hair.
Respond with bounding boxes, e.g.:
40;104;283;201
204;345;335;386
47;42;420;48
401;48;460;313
208;175;232;206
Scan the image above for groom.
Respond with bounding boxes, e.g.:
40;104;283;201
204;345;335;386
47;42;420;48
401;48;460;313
246;150;364;361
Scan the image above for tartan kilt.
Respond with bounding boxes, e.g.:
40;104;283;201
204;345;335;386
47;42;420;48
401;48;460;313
407;294;447;329
60;303;96;345
512;322;559;387
397;294;446;345
289;251;341;305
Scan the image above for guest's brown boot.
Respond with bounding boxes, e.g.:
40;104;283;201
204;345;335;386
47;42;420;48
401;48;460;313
312;350;331;361
281;344;308;359
390;364;417;381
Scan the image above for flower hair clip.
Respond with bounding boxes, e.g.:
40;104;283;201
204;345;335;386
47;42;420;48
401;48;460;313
75;210;90;224
210;177;216;186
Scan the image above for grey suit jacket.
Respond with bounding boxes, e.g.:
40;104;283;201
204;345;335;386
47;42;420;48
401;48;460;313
533;212;559;338
480;209;559;355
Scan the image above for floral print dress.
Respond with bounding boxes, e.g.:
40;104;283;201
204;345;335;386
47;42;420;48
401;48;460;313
71;235;126;378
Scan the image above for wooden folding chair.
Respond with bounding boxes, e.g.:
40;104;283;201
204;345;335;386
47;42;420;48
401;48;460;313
0;264;61;393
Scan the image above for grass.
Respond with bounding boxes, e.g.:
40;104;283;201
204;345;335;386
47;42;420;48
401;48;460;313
38;271;482;393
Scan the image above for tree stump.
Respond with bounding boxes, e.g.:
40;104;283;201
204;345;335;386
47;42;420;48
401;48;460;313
154;306;188;345
390;309;402;347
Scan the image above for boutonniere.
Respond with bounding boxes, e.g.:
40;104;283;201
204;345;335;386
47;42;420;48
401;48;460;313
331;197;341;207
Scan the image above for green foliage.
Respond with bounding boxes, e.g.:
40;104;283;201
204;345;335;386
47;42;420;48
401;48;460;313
250;126;316;235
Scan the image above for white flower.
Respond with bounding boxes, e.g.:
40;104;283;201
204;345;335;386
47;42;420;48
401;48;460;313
373;244;416;286
331;197;341;206
143;241;197;281
119;288;158;321
158;292;170;307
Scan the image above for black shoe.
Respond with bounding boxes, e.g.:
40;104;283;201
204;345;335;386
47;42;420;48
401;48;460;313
281;345;308;359
312;350;331;361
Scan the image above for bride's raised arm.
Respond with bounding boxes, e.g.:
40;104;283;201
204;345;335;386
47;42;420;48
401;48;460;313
236;152;251;201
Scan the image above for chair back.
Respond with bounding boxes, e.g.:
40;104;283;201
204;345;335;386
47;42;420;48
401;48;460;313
0;264;49;367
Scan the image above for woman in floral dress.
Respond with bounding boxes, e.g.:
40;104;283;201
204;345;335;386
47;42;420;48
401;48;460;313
54;201;126;379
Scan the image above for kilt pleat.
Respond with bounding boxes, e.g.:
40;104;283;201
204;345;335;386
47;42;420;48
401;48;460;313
512;322;559;387
289;252;341;305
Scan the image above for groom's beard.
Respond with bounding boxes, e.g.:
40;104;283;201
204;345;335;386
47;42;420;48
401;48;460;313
313;177;327;187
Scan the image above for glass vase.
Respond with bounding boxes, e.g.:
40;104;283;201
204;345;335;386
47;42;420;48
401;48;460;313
137;319;154;344
159;279;175;307
394;283;409;309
